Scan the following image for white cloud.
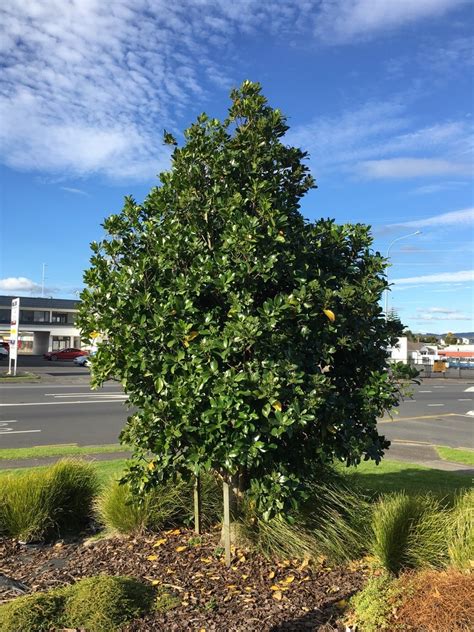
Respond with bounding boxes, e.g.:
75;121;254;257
410;181;468;195
393;270;474;285
0;0;298;181
315;0;468;43
391;207;474;228
418;307;464;315
0;277;41;292
60;187;88;196
288;101;473;180
356;158;472;179
413;311;472;321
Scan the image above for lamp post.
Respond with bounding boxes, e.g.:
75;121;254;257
384;230;422;318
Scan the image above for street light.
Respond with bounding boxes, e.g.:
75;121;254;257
384;230;422;318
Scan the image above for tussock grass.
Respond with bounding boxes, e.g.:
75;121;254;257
241;476;371;564
371;492;451;574
0;576;154;632
95;473;222;534
0;459;98;541
448;488;474;570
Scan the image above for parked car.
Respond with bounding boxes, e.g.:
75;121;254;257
44;348;88;361
0;346;8;359
74;355;91;367
1;341;9;352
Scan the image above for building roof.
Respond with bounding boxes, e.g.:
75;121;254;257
0;295;79;310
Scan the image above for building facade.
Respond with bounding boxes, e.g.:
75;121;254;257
0;295;82;355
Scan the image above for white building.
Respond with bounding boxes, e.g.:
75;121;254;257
0;295;82;355
388;337;439;365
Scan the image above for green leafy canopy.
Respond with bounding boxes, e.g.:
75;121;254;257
79;81;404;517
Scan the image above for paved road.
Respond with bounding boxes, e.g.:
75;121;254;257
0;383;129;447
381;381;474;449
0;376;473;450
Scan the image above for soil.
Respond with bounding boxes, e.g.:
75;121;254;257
0;529;366;631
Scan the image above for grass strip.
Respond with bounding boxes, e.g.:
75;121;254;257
0;443;129;461
435;446;474;467
0;459;128;484
343;460;471;497
0;372;40;382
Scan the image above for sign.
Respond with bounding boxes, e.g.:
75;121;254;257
8;297;20;376
433;360;445;373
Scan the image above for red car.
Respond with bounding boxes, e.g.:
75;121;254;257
44;348;88;361
1;341;9;351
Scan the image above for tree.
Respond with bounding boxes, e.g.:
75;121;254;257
444;332;457;345
79;81;404;524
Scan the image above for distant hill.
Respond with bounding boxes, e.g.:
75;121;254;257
423;332;474;339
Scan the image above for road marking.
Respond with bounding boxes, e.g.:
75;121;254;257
464;386;474;392
0;400;128;407
458;398;472;401
433;386;445;388
466;410;474;417
0;420;18;424
0;429;41;435
45;393;126;400
419;390;432;393
427;403;444;407
379;413;461;423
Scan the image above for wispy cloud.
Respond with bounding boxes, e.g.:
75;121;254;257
0;277;41;293
393;270;474;285
413;310;472;322
390;207;474;228
60;187;88;196
356;158;472;179
288;100;473;180
410;181;468;195
315;0;468;43
0;1;293;181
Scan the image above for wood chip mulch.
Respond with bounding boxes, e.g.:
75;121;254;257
0;530;367;631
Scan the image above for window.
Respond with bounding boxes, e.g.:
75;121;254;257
20;310;50;323
0;309;9;323
52;312;76;324
52;312;67;324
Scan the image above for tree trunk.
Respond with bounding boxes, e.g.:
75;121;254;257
193;475;201;535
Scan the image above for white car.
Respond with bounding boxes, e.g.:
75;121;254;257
74;355;91;367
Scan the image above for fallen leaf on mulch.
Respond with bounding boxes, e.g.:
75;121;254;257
0;531;365;631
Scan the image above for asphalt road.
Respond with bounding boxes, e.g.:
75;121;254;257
0;373;473;450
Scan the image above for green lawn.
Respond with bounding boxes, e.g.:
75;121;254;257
1;457;470;497
0;459;128;484
436;446;474;467
0;444;129;461
343;459;472;498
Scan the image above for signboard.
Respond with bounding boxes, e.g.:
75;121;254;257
8;297;20;376
433;360;446;373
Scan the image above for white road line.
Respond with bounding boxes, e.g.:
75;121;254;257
427;403;444;407
0;420;18;423
0;400;127;407
419;390;432;393
466;410;474;417
45;394;126;399
433;386;445;388
45;392;125;397
458;398;473;401
464;386;474;392
0;430;41;435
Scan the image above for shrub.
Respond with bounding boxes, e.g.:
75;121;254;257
62;576;154;632
0;576;154;632
96;472;222;534
0;591;65;632
0;459;98;542
371;492;449;574
448;488;474;570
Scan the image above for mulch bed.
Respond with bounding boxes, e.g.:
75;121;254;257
0;529;366;631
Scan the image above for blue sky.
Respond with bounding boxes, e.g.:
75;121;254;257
0;0;472;334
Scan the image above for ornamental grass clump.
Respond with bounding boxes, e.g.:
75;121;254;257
0;459;98;541
0;576;154;632
448;488;474;570
96;472;221;534
371;492;449;574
